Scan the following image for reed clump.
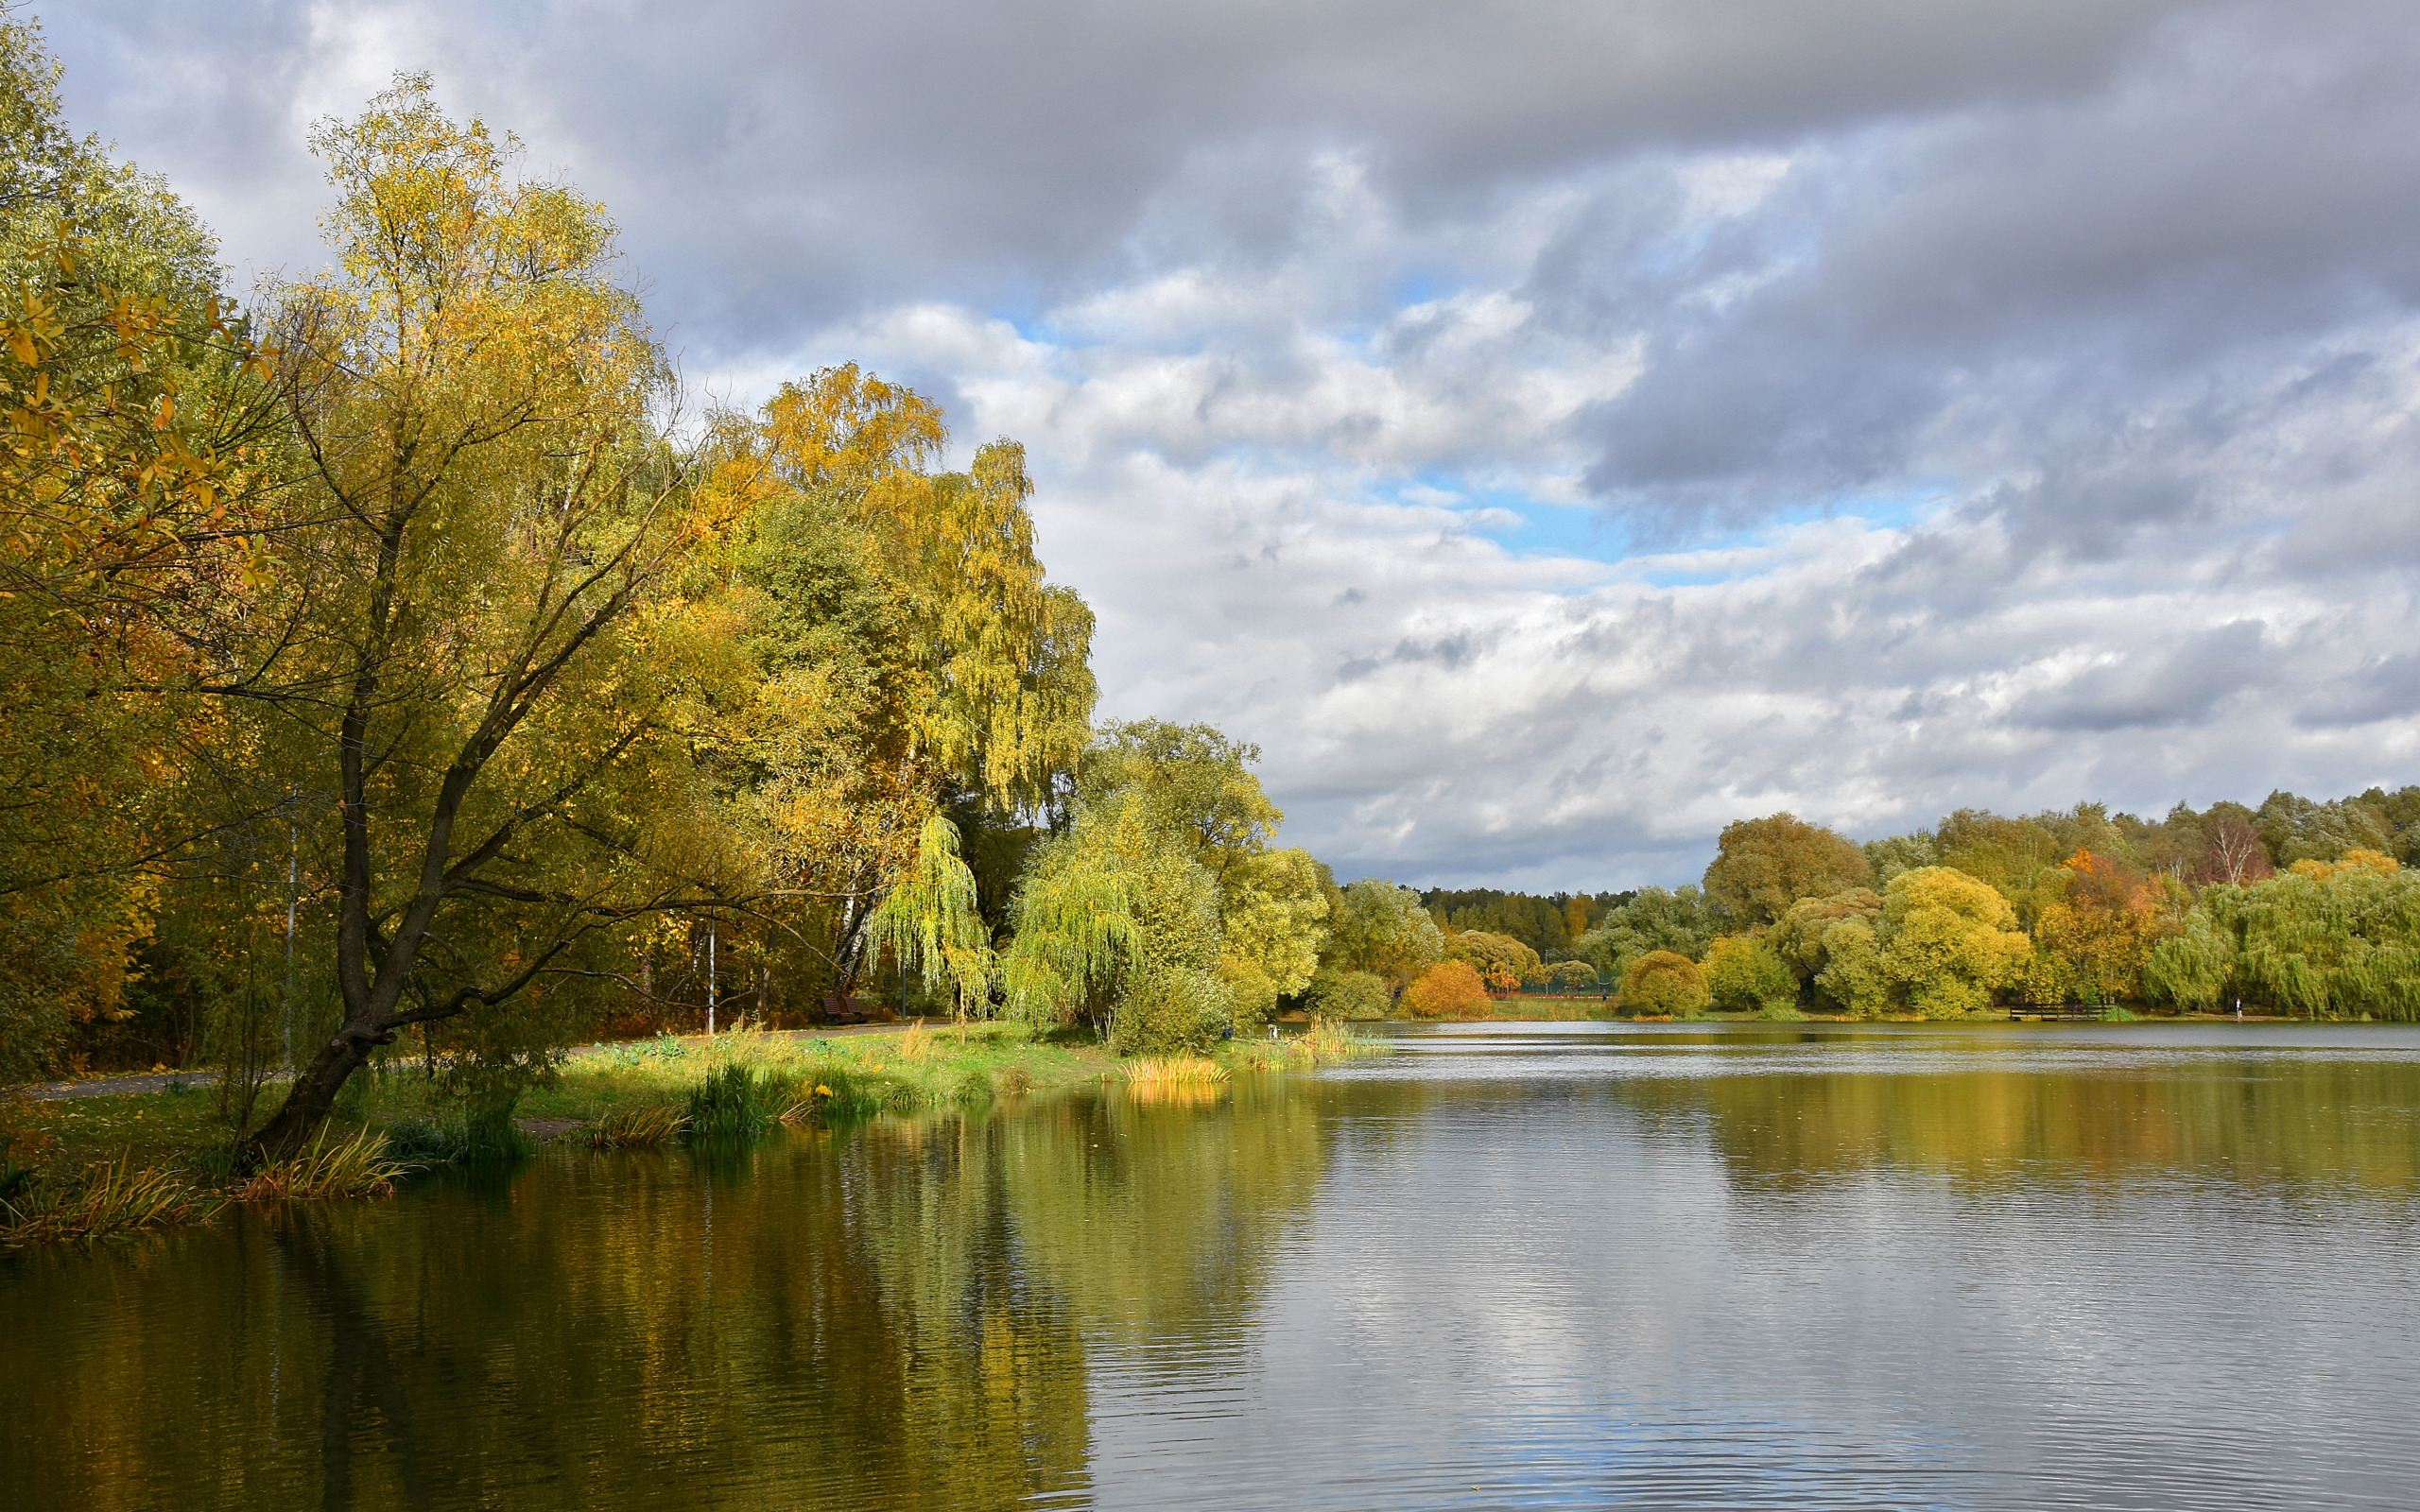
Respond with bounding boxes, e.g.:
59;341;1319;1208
685;1063;777;1140
236;1128;403;1203
1122;1056;1230;1085
382;1099;537;1167
1125;1078;1226;1107
0;1156;222;1249
586;1104;688;1148
1220;1038;1310;1073
1305;1020;1392;1060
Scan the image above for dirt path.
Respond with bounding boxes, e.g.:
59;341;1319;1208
18;1070;218;1100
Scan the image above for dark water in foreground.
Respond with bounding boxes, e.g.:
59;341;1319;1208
7;1022;2420;1510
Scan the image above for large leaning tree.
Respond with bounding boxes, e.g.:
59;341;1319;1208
234;77;713;1160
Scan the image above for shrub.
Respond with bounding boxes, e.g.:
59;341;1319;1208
1703;936;1798;1012
1400;960;1490;1019
1621;951;1709;1017
1109;964;1235;1056
1307;966;1392;1020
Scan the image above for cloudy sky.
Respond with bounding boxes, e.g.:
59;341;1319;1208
43;1;2420;888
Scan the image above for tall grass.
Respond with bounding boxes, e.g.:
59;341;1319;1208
773;1063;921;1124
1123;1056;1230;1085
1221;1038;1310;1073
587;1104;688;1148
383;1099;537;1167
1124;1078;1227;1107
685;1063;773;1139
236;1127;404;1203
0;1157;223;1249
1306;1020;1392;1060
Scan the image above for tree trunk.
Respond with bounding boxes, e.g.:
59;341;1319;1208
246;1022;386;1164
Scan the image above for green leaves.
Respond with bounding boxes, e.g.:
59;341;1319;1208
863;816;992;1011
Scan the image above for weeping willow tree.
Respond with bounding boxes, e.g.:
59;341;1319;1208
2147;856;2420;1017
1001;721;1324;1054
862;815;993;1019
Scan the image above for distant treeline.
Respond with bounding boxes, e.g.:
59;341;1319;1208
1421;786;2420;955
1376;785;2420;1020
1416;889;1634;958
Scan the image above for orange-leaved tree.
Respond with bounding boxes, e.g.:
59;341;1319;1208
2031;850;2175;1004
1401;959;1490;1019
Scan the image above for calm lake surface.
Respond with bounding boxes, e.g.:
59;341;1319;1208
8;1022;2420;1510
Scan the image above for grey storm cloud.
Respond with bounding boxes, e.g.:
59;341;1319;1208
2297;654;2420;731
1559;1;2420;543
38;0;2420;887
2015;622;2271;733
50;0;2213;353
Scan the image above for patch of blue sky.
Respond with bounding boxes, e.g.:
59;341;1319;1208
989;300;1063;347
1358;469;1954;587
1368;469;1627;568
1465;490;1626;561
1622;485;1955;588
1390;271;1443;309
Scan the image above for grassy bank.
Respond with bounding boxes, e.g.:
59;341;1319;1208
3;1019;1389;1252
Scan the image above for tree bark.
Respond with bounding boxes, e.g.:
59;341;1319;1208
247;1024;387;1161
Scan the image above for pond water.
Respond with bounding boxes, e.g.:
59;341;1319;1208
7;1022;2420;1510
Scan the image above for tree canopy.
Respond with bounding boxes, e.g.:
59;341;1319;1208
1702;814;1872;929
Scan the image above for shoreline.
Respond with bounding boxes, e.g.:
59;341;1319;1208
0;1020;1388;1252
3;1005;2349;1106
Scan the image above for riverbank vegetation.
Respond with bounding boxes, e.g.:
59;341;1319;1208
3;1018;1387;1249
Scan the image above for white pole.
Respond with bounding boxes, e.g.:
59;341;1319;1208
707;921;717;1037
285;812;299;1069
